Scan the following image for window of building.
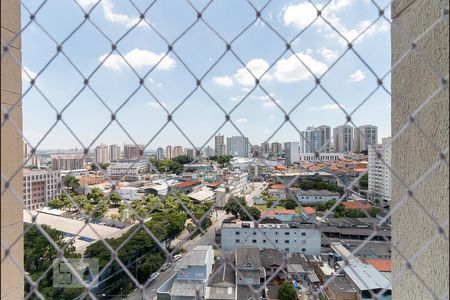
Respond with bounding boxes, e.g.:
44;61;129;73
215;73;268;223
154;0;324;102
236;231;240;235
301;232;306;236
252;240;257;243
302;248;306;252
285;240;289;244
285;232;289;235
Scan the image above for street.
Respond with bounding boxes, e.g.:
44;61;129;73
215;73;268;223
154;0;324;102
244;181;267;207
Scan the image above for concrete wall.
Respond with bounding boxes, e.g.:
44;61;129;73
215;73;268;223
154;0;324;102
1;0;24;299
391;0;449;299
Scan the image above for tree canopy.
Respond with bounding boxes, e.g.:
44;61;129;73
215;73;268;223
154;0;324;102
278;281;297;300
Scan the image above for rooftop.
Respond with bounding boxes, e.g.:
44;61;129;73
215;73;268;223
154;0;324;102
303;207;316;214
365;259;392;272
342;201;372;210
178;245;211;268
338;259;391;291
173;180;202;188
328;276;357;293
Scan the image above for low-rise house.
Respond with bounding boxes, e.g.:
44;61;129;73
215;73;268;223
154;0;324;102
260;209;299;222
260;248;284;278
301;207;316;223
172;180;202;193
296;189;339;204
187;187;214;203
235;247;267;300
157;245;214;300
205;257;236;300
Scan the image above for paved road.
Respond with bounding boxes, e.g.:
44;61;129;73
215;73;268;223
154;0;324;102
123;210;228;300
244;182;267;207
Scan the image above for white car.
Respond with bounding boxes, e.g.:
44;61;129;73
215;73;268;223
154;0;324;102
173;254;182;262
161;262;172;271
149;272;159;282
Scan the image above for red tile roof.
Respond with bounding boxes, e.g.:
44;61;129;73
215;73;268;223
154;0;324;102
353;168;368;172
342;201;371;210
206;181;222;188
303;207;316;214
270;184;286;189
173;180;202;188
366;259;392;272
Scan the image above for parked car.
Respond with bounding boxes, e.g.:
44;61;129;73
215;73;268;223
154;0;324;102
161;262;172;271
173;254;182;262
149;272;159;282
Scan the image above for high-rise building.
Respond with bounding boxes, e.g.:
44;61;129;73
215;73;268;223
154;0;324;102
109;144;121;161
353;125;378;153
156;147;164;160
172;146;183;158
271;142;283;155
23;168;62;210
166;146;172;160
204;146;214;158
123;144;144;160
214;134;225;156
51;154;85;170
300;126;331;153
333;125;353;153
23;141;41;168
261;142;270;153
284;142;299;165
185;148;194;159
368;137;391;207
226;136;249;157
94;144;109;164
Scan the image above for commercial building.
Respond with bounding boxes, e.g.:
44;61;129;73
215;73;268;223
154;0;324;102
353;125;378;153
106;160;148;181
23;168;61;210
227;136;249;157
368;137;391;207
300;125;331;153
219;220;321;255
109;144;121;161
333;125;353;153
172;145;183;158
123;144;144;160
94;144;109;164
156;147;164;160
284;142;299;165
296;189;340;205
51;154;85;170
165;145;172;159
299;152;344;162
157;245;214;300
214;134;226;156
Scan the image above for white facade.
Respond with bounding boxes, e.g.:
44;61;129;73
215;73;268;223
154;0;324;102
106;160;148;180
333;125;353;153
94;144;110;164
296;189;340;204
109;144;121;161
300;125;331;153
284;142;299;165
214;134;225;156
51;154;85;170
23;169;61;210
123;144;144;160
227;136;249;158
353;125;378;153
220;221;321;255
299;152;344;162
368;137;391;206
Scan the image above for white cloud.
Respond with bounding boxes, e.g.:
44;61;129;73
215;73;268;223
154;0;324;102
233;59;273;87
22;66;36;81
282;1;388;46
77;0;147;28
230;96;241;102
262;99;282;108
148;101;168;109
349;69;366;82
212;76;234;87
236;118;248;123
99;48;176;71
274;53;327;82
310;103;345;111
317;47;338;61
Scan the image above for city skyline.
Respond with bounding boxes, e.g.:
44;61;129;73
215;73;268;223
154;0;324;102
21;0;391;150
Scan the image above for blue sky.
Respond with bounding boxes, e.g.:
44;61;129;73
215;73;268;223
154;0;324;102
20;0;392;151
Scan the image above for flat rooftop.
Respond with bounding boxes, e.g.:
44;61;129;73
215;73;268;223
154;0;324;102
222;221;316;230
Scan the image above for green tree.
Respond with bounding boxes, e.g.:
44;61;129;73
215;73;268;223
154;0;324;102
63;175;81;192
172;155;193;165
87;187;104;204
224;197;247;217
369;207;382;217
109;191;122;207
24;224;82;299
278;281;297;300
281;199;298;210
359;174;369;189
240;206;261;221
92;199;109;219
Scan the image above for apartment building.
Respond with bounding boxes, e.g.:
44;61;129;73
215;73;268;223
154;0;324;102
219;221;321;255
353;125;378;153
300;125;331;153
123;144;144;160
284;142;299;166
23;168;61;210
165;145;172;159
172;145;183;158
106;160;148;181
214;134;226;156
51;153;85;170
271;142;283;156
156;147;164;160
333;125;353;153
109;144;121;161
23;141;41;168
94;144;109;164
299;152;344;162
227;136;249;158
368;137;391;207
